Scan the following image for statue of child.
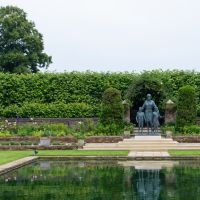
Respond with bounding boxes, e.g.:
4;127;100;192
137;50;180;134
136;107;145;134
152;107;160;133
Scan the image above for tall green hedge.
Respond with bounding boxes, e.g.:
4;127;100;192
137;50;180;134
0;70;199;118
0;102;96;118
176;85;197;127
100;87;124;125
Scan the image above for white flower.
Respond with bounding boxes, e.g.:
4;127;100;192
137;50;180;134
78;121;83;124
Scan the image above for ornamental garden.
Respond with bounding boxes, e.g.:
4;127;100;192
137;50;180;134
0;70;198;146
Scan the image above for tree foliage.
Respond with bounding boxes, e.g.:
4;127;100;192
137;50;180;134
176;85;197;127
100;87;124;126
0;6;52;73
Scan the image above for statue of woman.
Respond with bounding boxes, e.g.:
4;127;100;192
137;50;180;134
142;94;157;133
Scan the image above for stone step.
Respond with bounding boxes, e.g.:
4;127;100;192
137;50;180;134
120;140;176;143
133;131;162;133
122;140;173;142
83;146;200;150
85;143;178;147
119;141;177;144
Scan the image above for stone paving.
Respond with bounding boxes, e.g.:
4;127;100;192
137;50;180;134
0;156;38;175
128;151;170;157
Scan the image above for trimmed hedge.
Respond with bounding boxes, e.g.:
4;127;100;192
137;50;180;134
1;102;96;118
0;70;199;117
176;85;197;127
100;87;124;126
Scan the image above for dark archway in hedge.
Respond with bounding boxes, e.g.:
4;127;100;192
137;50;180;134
125;75;166;124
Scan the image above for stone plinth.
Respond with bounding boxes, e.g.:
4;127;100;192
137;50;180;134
134;136;162;140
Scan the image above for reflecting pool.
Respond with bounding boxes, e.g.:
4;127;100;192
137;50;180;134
0;159;200;200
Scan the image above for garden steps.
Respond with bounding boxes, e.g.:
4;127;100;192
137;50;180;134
83;136;200;151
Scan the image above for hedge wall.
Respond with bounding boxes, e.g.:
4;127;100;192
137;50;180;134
0;70;199;117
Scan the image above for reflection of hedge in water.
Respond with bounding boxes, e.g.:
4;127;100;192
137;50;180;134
0;70;199;117
0;161;132;200
1;161;200;200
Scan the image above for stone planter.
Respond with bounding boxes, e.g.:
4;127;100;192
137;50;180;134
78;139;85;148
124;131;131;137
166;131;173;138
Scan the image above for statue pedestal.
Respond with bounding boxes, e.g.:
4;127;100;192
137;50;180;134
135;135;162;140
134;127;161;136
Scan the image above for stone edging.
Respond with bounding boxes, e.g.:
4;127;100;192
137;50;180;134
0;156;38;175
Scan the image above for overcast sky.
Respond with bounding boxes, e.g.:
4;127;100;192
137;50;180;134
1;0;200;72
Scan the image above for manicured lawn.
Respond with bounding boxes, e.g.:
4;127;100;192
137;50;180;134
37;150;129;156
0;150;129;165
169;150;200;156
0;151;32;165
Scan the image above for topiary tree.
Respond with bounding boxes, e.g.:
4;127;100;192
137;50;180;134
100;87;124;126
176;85;197;127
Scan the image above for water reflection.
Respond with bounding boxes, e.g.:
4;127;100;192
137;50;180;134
0;160;200;200
136;169;160;200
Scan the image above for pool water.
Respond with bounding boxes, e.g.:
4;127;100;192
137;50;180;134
0;159;200;200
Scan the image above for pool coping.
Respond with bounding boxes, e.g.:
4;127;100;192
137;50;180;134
0;156;39;175
38;155;200;160
1;155;200;175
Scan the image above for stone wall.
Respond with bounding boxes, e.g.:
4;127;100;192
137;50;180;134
0;136;77;143
6;117;98;126
0;145;78;150
173;136;200;143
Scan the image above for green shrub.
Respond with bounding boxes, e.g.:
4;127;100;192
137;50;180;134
161;125;175;134
51;141;64;145
16;124;36;136
0;141;10;145
176;85;197;127
100;87;124;126
182;125;200;135
10;141;20;145
124;122;135;132
95;123;123;135
19;141;33;145
0;130;12;137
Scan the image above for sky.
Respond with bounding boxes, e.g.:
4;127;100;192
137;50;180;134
1;0;200;72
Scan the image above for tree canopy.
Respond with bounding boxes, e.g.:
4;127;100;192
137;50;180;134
0;6;52;73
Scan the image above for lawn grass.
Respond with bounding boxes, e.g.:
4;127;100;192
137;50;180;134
0;151;33;165
0;150;129;165
169;150;200;156
37;150;129;156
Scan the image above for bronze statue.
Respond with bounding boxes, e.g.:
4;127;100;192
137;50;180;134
152;107;160;133
136;107;145;133
136;94;160;133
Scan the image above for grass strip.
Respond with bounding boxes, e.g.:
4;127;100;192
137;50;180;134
0;150;129;165
169;150;200;156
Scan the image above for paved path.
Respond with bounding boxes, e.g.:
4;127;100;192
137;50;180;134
128;151;170;157
0;156;38;175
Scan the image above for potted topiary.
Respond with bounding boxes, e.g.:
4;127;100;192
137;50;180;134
124;123;134;137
